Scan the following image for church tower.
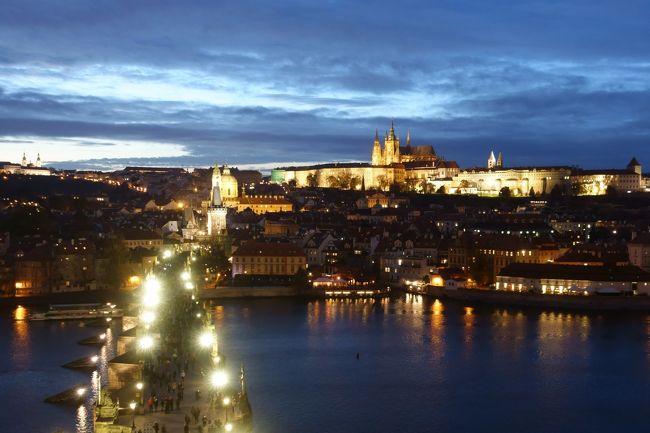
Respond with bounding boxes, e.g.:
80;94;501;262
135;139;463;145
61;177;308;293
627;157;642;175
384;122;400;165
35;153;42;168
487;151;497;169
496;152;503;168
371;130;383;166
207;164;228;236
21;152;27;167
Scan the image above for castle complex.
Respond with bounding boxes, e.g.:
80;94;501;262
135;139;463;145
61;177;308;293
271;123;645;196
371;123;438;166
0;153;50;176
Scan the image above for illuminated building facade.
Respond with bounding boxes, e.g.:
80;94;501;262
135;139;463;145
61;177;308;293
207;164;228;236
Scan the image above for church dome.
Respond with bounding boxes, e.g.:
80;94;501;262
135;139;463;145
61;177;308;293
220;165;239;199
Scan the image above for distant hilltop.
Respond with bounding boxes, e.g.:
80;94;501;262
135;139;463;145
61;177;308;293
0;153;51;176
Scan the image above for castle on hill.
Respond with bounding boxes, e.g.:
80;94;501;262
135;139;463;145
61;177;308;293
371;123;438;166
268;122;646;196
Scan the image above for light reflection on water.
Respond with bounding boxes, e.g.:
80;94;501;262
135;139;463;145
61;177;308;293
75;404;88;433
2;305;120;433
6;299;650;433
12;307;30;369
211;296;650;433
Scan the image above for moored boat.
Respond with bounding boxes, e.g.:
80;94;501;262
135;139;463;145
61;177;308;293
29;303;123;321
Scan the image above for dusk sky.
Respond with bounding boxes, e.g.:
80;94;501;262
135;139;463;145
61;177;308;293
1;0;648;171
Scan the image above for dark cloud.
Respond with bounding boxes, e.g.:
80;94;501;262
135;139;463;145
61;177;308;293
0;0;648;169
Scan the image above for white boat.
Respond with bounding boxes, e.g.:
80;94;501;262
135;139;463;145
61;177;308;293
29;303;123;321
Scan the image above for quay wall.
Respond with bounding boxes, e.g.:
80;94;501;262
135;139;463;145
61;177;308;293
200;286;314;299
442;288;650;312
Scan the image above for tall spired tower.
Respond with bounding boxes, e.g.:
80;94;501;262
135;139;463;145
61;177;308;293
384;122;400;164
371;130;383;165
207;164;228;236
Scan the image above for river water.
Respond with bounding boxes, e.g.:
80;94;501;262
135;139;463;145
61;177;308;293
2;295;650;433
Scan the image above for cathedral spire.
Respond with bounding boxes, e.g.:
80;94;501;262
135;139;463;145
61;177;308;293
406;129;411;146
487;151;496;169
372;129;383;166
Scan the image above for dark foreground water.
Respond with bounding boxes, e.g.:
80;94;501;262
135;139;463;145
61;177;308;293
2;295;650;433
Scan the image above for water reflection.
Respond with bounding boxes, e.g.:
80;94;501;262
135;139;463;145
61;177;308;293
75;404;88;433
91;370;100;405
11;306;30;369
429;298;446;361
213;305;225;325
463;306;475;346
14;305;28;320
318;298;385;328
537;311;591;362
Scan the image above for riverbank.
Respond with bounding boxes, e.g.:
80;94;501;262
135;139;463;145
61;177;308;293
441;288;650;312
0;290;132;307
201;286;317;299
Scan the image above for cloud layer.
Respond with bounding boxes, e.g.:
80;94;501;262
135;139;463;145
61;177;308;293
0;0;648;170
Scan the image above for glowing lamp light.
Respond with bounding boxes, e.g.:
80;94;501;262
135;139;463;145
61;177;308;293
180;271;191;281
138;335;154;350
198;331;214;348
136;382;143;391
185;282;194;290
162;250;173;259
90;355;99;363
141;311;156;324
223;397;231;406
129;401;137;410
76;387;86;397
225;423;233;432
142;292;160;308
99;333;106;340
143;277;161;294
210;370;228;388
